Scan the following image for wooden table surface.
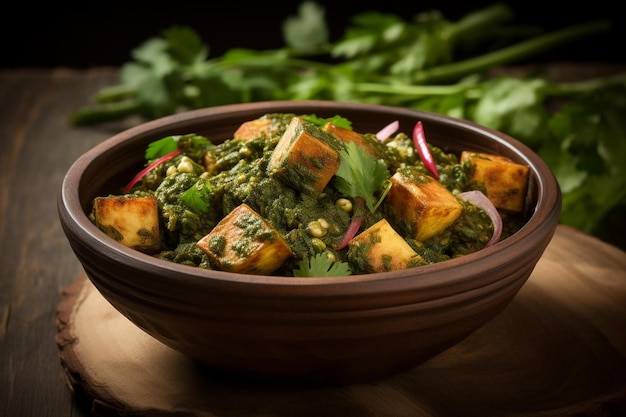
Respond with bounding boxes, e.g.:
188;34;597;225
1;67;625;417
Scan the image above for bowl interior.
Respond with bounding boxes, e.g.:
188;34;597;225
63;100;560;289
58;100;562;383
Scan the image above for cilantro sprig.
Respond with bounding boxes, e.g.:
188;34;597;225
145;136;179;159
144;134;212;160
293;253;352;277
332;142;391;251
69;3;612;125
300;114;352;130
180;181;211;213
334;142;390;213
68;2;626;248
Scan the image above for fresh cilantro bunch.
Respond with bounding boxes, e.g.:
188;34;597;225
404;73;626;245
70;2;613;125
68;2;626;248
541;83;626;243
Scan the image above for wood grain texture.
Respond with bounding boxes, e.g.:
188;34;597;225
0;68;121;417
56;225;626;417
1;66;625;417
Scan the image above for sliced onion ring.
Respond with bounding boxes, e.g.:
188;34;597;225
124;149;182;193
412;121;439;179
458;190;503;247
376;120;399;141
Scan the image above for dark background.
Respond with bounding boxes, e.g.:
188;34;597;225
2;1;624;68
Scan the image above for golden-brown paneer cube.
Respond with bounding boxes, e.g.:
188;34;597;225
233;118;272;141
196;203;293;275
204;117;271;173
92;196;160;253
323;122;386;160
460;151;529;213
348;219;425;272
267;117;342;196
386;168;463;242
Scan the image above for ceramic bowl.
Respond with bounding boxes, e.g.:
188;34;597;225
58;100;561;384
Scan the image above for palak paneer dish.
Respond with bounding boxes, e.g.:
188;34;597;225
90;113;529;277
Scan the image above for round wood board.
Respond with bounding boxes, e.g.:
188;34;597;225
55;225;626;417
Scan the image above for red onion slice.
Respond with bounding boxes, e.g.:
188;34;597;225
124;149;182;193
412;121;439;179
376;120;399;141
458;190;502;247
336;216;363;250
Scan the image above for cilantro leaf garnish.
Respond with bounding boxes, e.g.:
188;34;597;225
145;136;179;160
300;114;352;130
293;253;352;277
334;142;390;213
145;134;211;161
180;180;211;213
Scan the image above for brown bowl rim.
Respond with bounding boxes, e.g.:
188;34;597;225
59;100;561;293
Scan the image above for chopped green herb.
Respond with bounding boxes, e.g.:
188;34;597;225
300;114;352;130
145;136;179;160
334;142;390;213
180;180;211;213
294;253;352;277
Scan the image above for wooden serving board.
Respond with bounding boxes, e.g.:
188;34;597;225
55;225;626;417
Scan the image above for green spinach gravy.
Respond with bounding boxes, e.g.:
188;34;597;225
92;113;527;277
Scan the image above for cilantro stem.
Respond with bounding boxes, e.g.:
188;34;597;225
541;71;626;97
412;20;612;84
68;11;614;127
354;82;472;96
94;84;139;103
68;99;142;125
211;52;334;72
372;180;392;212
354;71;626;103
445;3;514;44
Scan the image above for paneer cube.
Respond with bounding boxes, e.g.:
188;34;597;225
233;118;272;141
385;168;463;241
461;151;529;213
348;219;425;272
267;117;342;196
196;203;293;275
92;196;160;253
323;122;386;160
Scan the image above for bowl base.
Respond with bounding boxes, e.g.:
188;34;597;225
56;228;626;416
